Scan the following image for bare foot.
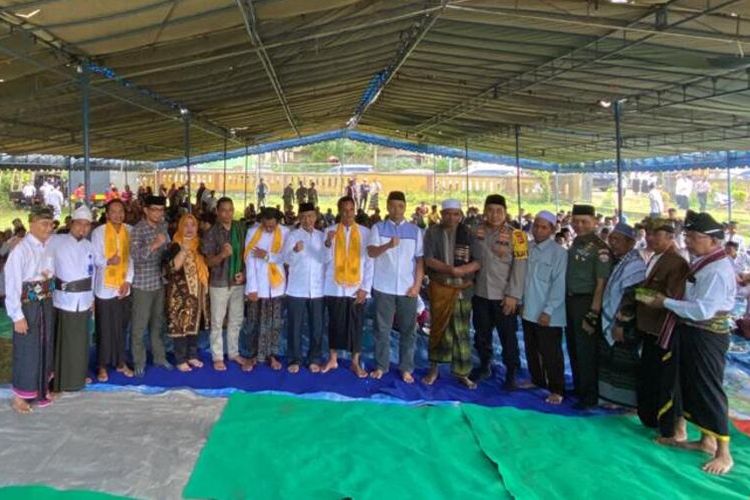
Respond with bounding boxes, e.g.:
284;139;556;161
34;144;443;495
177;362;192;373
97;368;109;382
287;364;300;374
309;363;321;374
674;421;688;442
85;377;93;384
369;368;385;380
242;358;257;372
213;360;227;371
269;356;282;371
229;355;248;367
677;437;718;456
456;376;477;390
11;397;31;414
116;365;134;378
321;358;339;373
47;392;59;401
422;367;439;385
654;436;681;447
545;393;564;405
402;371;414;384
350;362;368;378
188;359;204;368
703;453;734;475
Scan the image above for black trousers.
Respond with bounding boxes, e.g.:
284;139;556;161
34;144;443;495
325;296;364;354
566;294;599;405
471;295;520;372
173;335;198;364
637;332;680;438
522;319;565;395
679;325;730;440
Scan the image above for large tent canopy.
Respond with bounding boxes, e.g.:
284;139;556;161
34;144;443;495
0;0;749;168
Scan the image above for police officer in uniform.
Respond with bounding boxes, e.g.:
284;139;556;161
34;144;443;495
469;194;528;388
566;204;612;409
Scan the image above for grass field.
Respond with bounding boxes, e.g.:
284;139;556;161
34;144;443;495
1;188;748;231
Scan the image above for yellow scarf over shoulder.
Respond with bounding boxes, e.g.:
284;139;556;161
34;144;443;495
334;223;361;287
244;225;284;288
104;222;129;289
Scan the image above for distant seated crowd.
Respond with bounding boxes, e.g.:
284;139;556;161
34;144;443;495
2;180;747;476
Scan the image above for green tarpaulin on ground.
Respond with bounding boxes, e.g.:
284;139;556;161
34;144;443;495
186;393;750;499
462;404;750;500
0;486;130;499
183;394;510;500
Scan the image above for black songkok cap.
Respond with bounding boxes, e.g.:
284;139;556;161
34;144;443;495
484;194;506;208
387;191;406;203
644;217;675;234
29;205;54;222
572;204;595;216
260;207;282;221
298;202;315;213
684;210;724;239
145;195;166;207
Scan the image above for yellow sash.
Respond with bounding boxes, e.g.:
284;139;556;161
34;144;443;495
104;222;129;289
512;229;529;260
334;223;361;287
244;225;284;288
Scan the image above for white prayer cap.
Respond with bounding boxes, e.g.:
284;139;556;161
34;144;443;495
72;205;93;222
535;210;557;227
441;199;462;211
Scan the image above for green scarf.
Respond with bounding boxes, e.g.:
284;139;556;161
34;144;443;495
229;221;245;279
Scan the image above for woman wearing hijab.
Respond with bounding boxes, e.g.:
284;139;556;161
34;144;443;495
165;214;209;372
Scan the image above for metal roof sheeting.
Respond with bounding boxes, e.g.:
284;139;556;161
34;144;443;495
0;0;749;166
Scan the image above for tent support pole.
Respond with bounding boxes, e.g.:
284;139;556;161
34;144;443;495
244;143;249;208
184;112;191;212
223;136;228;196
81;62;91;206
515;125;522;221
554;168;560;213
614;100;624;217
67;156;72;215
727;156;733;222
464;139;469;207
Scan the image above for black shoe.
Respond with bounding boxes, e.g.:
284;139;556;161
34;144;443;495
469;365;492;382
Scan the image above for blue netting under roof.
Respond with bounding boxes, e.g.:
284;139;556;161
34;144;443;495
154;128;750;174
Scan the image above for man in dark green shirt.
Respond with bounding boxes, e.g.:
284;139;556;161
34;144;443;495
566;204;612;409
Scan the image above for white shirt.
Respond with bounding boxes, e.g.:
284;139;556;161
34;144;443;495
368;219;423;295
675;177;693;196
648;188;663;214
3;233;55;322
244;224;288;298
47;189;64;217
48;234;95;312
664;257;736;321
283;227;325;298
323;223;374;298
91;223;134;300
22;184;36;197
